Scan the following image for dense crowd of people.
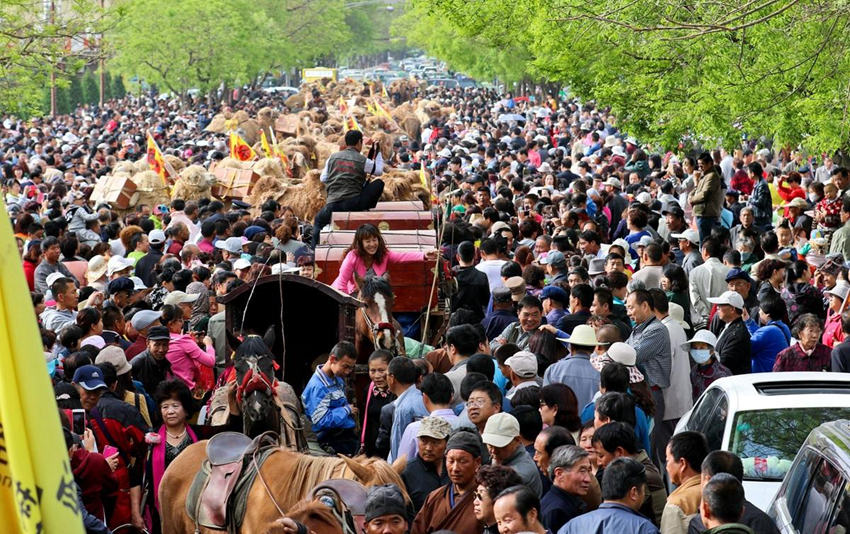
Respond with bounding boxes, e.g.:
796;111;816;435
9;80;850;534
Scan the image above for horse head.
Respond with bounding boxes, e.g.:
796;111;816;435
231;327;281;438
356;274;400;354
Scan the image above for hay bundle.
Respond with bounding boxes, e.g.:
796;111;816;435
114;161;136;174
285;92;307;111
171;165;214;201
253;157;286;182
381;169;430;206
163;154;185;174
131;170;170;207
244;175;289;213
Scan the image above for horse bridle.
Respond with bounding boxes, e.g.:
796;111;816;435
236;358;278;404
360;306;396;337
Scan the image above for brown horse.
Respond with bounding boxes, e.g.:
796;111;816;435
353;274;405;361
265;500;345;534
159;442;407;534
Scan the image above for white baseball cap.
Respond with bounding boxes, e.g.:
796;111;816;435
671;229;700;246
707;290;745;310
481;413;520;448
233;258;251;271
504;351;538;378
162;290;199;306
107;255;135;277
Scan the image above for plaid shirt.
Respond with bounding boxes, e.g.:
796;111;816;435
772;343;832;372
627;316;672;388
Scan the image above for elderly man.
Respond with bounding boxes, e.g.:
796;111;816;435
689;238;731;330
543;325;601;409
533;426;575;479
730;207;756;249
401;417;452;511
412;430;484;534
482;412;542;497
626;289;672;468
363;484;409;534
129;326;174;396
125;310;161;360
493;485;549;534
490;295;544;351
541;446;592;532
559;457;660;534
708;291;752;375
715;268;760;323
540;250;569;285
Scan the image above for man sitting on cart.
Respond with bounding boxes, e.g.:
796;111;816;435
311;130;385;247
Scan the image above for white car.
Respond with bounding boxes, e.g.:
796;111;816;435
674;372;850;511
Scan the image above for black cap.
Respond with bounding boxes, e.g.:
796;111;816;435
446;430;483;458
147;325;171;341
365;484;408;523
107;277;135;295
232;200;251;209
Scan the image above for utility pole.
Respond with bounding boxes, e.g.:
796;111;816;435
49;0;57;116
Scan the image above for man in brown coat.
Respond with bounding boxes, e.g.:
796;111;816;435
411;430;484;534
690;152;725;243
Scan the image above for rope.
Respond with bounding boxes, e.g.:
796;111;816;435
419;197;451;355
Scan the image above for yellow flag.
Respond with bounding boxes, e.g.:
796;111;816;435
230;132;257;161
260;130;273;158
0;198;85;533
381;84;389;99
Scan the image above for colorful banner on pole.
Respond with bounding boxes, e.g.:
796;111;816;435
229;132;257;161
0;198;85;534
146;133;170;186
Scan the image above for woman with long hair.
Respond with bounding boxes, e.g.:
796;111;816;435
76;308;103;344
781;259;825;324
331;224;438;294
539;383;582;441
661;263;692;327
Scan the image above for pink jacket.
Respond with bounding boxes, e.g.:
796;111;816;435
331;249;425;294
166;333;216;389
823;309;844;348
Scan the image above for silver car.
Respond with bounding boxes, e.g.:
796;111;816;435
768;420;850;533
674;372;850;511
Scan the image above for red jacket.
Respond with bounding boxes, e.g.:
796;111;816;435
71;447;119;522
23;259;36;291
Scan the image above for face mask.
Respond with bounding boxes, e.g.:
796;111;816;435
690;349;712;364
809;193;820;203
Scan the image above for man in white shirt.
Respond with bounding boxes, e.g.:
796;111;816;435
476;237;508;292
688;237;730;330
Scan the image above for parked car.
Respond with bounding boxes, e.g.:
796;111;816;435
768;420;850;533
674;372;850;511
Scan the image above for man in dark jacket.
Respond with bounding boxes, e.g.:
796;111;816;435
133;229;165;288
311;130;385;247
401;416;452;512
697;474;756;534
708;291;752;375
688;451;779;534
691;152;725;243
130;326;174;395
453;241;490;321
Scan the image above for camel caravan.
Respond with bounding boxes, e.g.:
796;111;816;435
92;78;456;225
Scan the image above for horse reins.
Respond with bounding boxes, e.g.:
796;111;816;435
235;359;278;404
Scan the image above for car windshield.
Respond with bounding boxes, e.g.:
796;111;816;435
730;407;850;481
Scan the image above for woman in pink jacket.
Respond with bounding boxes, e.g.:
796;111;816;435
331;224;439;294
160;304;215;391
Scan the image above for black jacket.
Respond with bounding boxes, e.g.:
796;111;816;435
711;317;752;375
134;248;164;288
688;499;778;534
401;455;449;512
130;349;173;396
557;310;592;335
452;266;491;321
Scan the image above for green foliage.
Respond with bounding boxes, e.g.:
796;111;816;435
68;75;84;110
111;73;126;99
398;0;850;152
82;70;99;104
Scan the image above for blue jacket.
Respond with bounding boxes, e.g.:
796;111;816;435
581;399;652;454
388;385;429;462
559;502;659;534
747;179;773;228
745;319;791;373
301;365;354;440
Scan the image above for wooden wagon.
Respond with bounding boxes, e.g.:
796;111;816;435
218;274;362;392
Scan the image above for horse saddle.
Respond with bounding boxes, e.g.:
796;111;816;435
311;479;369;534
188;431;280;532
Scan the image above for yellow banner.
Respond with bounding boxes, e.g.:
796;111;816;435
0;198;85;533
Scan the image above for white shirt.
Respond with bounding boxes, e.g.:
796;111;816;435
661;315;694;420
688;257;731;328
476;259;508;292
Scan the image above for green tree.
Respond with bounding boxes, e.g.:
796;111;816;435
0;0;106;116
68;74;84;109
103;71;113;100
400;0;850;152
110;0;261;95
112;73;126;99
82;70;99;104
